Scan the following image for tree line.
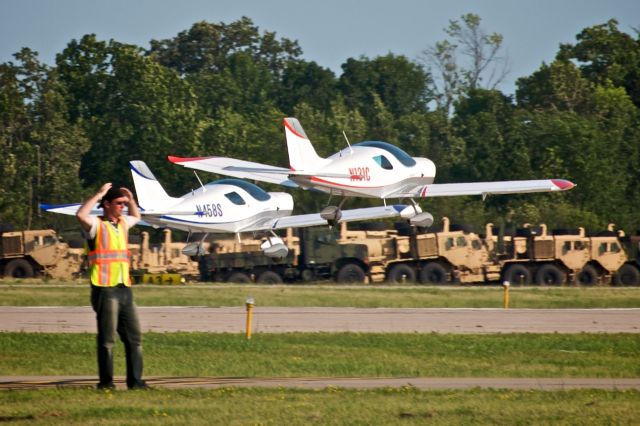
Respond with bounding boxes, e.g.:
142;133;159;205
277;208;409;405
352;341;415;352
1;15;639;234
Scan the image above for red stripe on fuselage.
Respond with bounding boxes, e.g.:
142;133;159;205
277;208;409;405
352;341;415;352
309;176;384;189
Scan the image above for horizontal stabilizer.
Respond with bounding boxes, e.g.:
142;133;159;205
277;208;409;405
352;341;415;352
40;203;91;216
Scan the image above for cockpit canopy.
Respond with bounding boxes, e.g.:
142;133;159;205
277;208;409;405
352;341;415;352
354;141;417;167
210;179;271;201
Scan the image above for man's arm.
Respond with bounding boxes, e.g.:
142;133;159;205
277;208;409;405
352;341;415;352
121;187;141;220
76;183;111;232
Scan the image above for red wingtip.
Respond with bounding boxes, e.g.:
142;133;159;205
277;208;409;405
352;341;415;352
168;155;208;163
552;179;576;190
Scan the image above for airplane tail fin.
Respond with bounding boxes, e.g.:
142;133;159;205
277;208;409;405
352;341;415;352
129;161;181;211
284;117;324;171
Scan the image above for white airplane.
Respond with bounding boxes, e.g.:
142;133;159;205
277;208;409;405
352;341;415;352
41;160;416;257
169;117;575;227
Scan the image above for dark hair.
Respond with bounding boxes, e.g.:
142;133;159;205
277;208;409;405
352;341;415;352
99;187;126;208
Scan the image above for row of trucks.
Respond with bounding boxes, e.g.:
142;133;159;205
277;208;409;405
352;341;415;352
199;218;640;286
0;227;202;282
4;219;640;286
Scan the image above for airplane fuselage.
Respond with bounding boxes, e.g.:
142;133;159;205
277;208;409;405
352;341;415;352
143;182;293;233
290;143;436;198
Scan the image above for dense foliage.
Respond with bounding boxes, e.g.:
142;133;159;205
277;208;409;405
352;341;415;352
1;16;638;233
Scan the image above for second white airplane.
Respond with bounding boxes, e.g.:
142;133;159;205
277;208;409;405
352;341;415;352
169;117;575;227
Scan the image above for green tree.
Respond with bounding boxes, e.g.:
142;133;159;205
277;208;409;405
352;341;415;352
278;60;337;114
421;13;510;113
557;19;640;107
0;49;88;229
516;60;593;113
338;54;431;122
56;36;199;193
148;17;302;77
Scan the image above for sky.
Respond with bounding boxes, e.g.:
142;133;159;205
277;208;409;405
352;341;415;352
1;0;638;95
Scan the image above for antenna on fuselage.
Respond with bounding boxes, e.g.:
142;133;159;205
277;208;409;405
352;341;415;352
342;131;353;155
194;171;206;192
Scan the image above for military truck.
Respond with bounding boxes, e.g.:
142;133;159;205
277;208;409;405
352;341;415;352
339;218;636;285
0;228;85;279
615;233;640;285
199;227;371;283
129;229;206;282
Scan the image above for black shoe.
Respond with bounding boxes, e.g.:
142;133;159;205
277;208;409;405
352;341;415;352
97;382;116;390
128;381;151;390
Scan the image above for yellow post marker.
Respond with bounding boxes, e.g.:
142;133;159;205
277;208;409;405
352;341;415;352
245;297;255;339
503;281;510;309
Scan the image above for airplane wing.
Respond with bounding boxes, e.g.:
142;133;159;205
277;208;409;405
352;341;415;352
389;179;575;199
40;203;96;216
168;156;299;188
254;205;410;231
40;203;157;227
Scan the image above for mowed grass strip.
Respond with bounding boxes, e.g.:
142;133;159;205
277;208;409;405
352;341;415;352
1;333;638;377
2;283;640;308
1;387;639;425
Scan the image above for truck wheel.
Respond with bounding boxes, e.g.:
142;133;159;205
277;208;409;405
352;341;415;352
503;264;531;285
4;259;35;278
336;263;366;284
419;263;448;284
535;264;566;285
257;270;283;284
226;271;252;283
614;264;640;286
577;265;598;286
386;264;416;284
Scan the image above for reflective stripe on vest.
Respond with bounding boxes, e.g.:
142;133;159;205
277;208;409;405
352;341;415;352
88;218;131;286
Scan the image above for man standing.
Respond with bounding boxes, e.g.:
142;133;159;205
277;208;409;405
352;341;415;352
76;182;148;390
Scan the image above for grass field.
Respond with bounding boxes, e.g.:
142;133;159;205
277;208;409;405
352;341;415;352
2;282;639;424
2;281;640;308
2;387;639;425
2;333;638;377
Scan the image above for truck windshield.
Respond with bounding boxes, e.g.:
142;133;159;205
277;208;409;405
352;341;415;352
211;179;271;201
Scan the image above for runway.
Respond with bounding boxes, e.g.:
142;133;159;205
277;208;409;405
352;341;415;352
1;306;639;333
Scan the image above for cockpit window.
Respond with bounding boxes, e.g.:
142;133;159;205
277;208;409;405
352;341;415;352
224;191;246;205
212;179;271;201
355;141;416;167
373;155;393;170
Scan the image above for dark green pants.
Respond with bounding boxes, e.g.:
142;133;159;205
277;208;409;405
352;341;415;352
91;285;144;388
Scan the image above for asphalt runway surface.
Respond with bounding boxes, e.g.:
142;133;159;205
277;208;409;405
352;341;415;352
1;306;639;333
2;306;638;391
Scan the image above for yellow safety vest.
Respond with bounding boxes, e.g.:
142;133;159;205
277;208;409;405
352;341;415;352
87;217;131;287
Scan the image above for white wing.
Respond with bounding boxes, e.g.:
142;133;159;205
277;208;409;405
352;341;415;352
168;156;298;187
264;205;408;231
390;179;575;198
40;203;95;216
